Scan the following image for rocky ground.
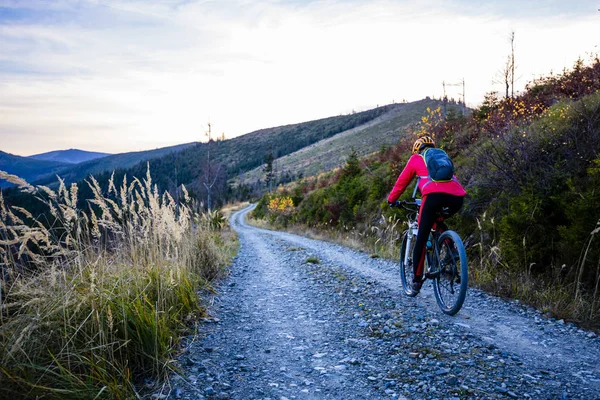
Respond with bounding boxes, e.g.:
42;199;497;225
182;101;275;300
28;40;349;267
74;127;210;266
153;205;600;400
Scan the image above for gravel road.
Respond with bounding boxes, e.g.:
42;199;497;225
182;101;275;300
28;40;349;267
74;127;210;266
163;205;600;400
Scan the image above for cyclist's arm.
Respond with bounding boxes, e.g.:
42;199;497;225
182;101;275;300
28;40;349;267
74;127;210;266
387;155;418;203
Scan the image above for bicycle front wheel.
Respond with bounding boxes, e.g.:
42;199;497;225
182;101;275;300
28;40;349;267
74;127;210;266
432;230;468;315
399;230;417;297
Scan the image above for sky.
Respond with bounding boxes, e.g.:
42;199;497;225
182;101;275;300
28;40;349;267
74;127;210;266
0;0;599;156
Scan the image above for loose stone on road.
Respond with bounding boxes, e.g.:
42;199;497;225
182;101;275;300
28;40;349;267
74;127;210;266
166;205;600;400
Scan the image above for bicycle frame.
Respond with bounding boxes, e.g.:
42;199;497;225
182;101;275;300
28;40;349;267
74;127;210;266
399;199;444;281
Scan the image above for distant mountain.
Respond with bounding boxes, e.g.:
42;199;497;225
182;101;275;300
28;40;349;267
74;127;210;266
0;151;68;188
33;142;197;185
2;143;197;189
29;149;111;164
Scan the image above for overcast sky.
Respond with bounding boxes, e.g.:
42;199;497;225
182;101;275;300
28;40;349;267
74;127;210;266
0;0;598;156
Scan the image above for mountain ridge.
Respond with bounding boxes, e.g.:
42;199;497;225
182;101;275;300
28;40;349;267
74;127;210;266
29;149;111;164
1;143;197;188
31;142;198;186
0;151;68;188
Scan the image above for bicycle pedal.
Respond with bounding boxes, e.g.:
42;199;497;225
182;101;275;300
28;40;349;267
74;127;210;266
425;271;440;279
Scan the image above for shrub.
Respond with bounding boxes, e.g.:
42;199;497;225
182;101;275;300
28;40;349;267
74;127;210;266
458;89;600;326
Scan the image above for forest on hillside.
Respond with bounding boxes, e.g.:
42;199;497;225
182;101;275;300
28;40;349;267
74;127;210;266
253;57;600;328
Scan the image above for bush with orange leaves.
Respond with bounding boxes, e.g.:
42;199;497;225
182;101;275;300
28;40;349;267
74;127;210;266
415;106;444;141
267;196;295;216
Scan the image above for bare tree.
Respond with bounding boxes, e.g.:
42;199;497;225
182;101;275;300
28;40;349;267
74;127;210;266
494;30;516;99
203;122;221;210
502;55;511;99
510;31;515;98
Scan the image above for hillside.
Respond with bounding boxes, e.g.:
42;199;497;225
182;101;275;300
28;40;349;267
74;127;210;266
29;149;111;164
29;105;398;193
206;103;399;174
234;98;463;186
0;151;68;188
58;104;403;204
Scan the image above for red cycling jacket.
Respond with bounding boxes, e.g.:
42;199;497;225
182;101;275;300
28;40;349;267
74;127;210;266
387;153;467;202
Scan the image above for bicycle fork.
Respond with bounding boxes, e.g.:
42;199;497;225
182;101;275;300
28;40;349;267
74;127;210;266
404;222;418;268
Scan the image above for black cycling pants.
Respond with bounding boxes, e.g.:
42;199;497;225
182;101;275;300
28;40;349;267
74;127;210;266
413;193;464;280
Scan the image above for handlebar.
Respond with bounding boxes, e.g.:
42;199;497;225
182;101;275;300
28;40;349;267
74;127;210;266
389;199;422;209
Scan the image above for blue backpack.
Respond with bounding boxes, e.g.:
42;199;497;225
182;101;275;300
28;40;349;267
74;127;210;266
421;148;455;183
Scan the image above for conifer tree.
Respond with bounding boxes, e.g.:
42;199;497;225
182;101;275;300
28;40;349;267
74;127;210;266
263;152;275;192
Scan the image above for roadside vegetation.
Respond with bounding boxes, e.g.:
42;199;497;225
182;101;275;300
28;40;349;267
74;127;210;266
251;57;600;329
0;167;236;399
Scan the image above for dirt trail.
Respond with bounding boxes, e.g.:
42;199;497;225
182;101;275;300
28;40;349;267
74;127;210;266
168;205;600;400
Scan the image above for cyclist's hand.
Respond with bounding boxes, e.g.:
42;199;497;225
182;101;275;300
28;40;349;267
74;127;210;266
388;201;403;208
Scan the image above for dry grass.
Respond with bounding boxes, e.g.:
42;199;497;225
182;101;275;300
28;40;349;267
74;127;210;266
0;166;233;399
245;216;276;231
221;201;250;221
471;214;600;329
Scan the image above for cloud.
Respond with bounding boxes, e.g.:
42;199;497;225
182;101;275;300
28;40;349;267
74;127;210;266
0;0;598;155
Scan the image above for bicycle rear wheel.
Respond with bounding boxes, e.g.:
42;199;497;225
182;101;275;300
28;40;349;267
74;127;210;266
432;230;468;315
399;230;417;297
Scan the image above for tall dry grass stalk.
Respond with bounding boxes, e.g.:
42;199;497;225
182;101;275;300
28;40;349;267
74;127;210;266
0;166;232;399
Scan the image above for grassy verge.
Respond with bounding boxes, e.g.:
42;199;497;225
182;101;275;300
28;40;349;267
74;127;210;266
246;212;398;258
221;201;250;221
0;169;237;399
469;220;600;327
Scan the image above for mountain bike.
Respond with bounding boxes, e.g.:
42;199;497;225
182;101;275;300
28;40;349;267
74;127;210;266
392;199;468;315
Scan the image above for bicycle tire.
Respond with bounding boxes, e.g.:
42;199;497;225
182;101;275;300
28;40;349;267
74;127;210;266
432;230;468;315
399;230;417;297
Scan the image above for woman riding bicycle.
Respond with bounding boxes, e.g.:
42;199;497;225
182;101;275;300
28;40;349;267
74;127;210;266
387;136;467;295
